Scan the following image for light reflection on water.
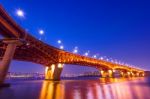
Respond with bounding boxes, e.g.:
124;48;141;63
0;77;150;99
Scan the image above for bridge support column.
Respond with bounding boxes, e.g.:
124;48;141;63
130;72;135;77
100;70;115;78
132;72;140;77
123;71;132;78
100;70;106;78
135;72;140;77
119;71;124;77
0;40;21;85
120;71;143;78
108;70;115;78
45;64;63;81
139;72;145;77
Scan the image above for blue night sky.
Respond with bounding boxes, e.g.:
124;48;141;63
0;0;150;74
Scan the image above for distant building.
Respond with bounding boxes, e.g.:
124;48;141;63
6;72;45;79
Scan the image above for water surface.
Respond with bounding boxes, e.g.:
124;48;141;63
0;77;150;99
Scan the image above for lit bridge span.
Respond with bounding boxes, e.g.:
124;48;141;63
0;5;144;84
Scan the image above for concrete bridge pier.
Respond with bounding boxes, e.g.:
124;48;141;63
124;71;133;78
100;70;115;78
139;72;145;77
135;72;140;77
130;72;143;77
130;72;135;77
119;71;125;77
119;71;129;78
45;63;63;81
120;71;145;77
131;72;140;77
0;40;21;85
133;72;142;77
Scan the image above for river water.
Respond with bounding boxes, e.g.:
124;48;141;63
0;77;150;99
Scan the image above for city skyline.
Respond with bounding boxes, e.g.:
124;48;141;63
0;0;150;74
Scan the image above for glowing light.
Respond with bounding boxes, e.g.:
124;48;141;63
45;67;49;74
73;49;78;53
127;72;130;75
108;70;112;73
136;72;139;76
101;70;104;74
93;55;97;58
115;61;118;64
58;63;63;68
39;30;44;35
16;9;24;17
73;46;78;53
60;45;64;49
84;52;89;56
84;50;89;56
106;58;109;61
113;69;116;72
51;64;55;72
26;43;30;46
142;73;145;76
100;57;104;60
57;40;61;44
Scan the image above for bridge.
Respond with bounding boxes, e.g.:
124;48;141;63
0;5;144;84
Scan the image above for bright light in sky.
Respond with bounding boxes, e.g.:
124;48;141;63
100;57;104;60
84;52;88;56
84;51;90;56
16;9;24;17
60;45;64;49
57;40;62;44
73;46;78;53
93;55;97;58
39;30;44;35
73;49;78;53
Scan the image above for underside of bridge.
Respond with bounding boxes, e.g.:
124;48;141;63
0;5;145;85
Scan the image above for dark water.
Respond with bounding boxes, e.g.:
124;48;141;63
0;77;150;99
